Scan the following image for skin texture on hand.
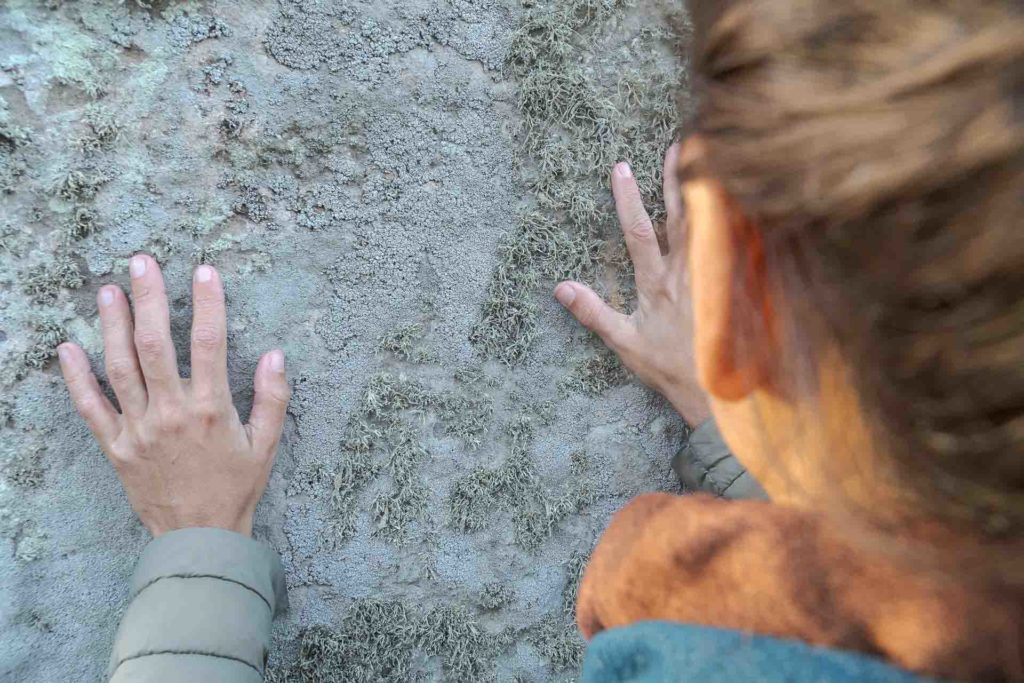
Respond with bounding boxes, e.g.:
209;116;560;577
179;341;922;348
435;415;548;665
554;144;712;426
57;255;291;537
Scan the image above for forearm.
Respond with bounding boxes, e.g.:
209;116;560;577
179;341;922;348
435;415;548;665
108;528;286;682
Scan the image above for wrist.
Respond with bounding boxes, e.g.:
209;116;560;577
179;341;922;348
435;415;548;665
662;382;712;427
145;508;254;539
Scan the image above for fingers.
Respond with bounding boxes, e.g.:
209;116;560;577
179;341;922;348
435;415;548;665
128;254;181;402
97;284;147;418
612;162;664;284
57;343;121;446
190;265;229;399
554;281;632;350
662;142;688;257
247;350;290;461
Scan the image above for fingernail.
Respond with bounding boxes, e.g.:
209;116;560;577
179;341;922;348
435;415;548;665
269;350;285;373
57;345;70;363
195;265;213;283
616;162;633;178
98;287;115;307
129;255;147;278
555;283;576;307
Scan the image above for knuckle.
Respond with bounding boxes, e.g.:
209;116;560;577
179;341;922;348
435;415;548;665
649;280;671;299
627;215;655;240
107;441;133;465
63;368;84;389
274;384;293;405
261;383;291;407
193;292;222;311
577;300;603;330
193;398;226;423
134;330;166;359
191;324;223;351
100;311;125;331
154;405;186;433
106;357;137;385
74;395;98;418
636;271;665;293
133;282;156;302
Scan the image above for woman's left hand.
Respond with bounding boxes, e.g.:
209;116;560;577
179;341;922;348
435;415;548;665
555;143;711;425
57;255;291;537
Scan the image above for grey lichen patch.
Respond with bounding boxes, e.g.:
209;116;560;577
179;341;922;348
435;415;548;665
166;10;231;49
447;415;595;550
0;96;31;150
0;95;31;194
528;616;585;672
14;525;48;564
470;212;602;365
53;168;109;201
76;105;120;153
569;449;588;476
63;204;100;241
189;232;271;275
477;582;516;611
2;318;68;384
20;319;68;372
558;349;630;396
2;439;46;489
331;372;493;541
6;454;46;489
513;479;595;551
562;550;591;616
369;432;429;541
377;323;430;363
21;258;84;303
0;221;31;256
269;599;506;682
144;234;175;265
372;372;493;449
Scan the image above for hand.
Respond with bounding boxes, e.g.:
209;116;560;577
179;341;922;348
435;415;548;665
57;254;291;537
554;143;711;425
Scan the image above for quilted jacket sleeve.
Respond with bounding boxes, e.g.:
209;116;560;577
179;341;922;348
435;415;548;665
672;418;768;500
107;527;286;682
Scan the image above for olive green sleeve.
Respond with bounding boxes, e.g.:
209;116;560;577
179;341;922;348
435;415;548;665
107;527;287;683
672;417;769;500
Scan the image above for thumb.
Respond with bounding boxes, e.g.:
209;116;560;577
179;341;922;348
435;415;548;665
554;282;631;349
248;349;291;461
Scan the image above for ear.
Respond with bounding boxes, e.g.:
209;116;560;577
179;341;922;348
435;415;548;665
682;140;775;402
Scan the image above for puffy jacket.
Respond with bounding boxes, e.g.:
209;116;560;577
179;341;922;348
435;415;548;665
106;527;285;682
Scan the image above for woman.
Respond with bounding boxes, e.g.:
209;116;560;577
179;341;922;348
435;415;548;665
57;0;1021;680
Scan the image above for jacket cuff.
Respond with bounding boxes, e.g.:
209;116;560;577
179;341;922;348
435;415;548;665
108;528;286;681
129;527;286;614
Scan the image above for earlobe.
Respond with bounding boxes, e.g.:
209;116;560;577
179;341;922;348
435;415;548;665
685;175;773;403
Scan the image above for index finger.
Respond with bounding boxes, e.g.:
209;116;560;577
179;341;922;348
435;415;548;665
128;254;182;402
612;162;665;285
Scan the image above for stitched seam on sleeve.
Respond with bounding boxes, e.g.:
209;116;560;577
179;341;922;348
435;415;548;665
701;453;734;476
109;649;261;681
130;573;272;612
719;470;747;496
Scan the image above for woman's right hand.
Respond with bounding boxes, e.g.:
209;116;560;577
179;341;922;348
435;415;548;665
554;143;711;426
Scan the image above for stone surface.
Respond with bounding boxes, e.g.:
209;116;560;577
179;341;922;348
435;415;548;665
0;1;688;680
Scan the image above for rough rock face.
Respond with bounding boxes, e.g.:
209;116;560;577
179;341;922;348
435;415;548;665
0;0;688;680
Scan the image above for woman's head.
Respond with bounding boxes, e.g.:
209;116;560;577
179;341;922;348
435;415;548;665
680;0;1023;578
